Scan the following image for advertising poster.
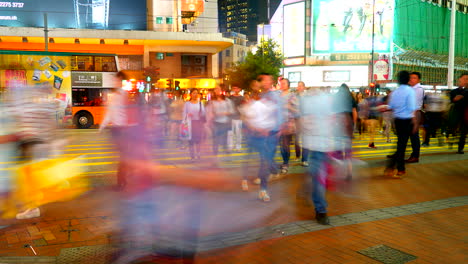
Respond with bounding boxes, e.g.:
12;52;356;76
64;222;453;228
313;0;394;53
283;1;305;58
373;59;389;80
0;53;72;120
0;0;146;30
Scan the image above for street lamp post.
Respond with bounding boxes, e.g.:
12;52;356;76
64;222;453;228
447;0;457;89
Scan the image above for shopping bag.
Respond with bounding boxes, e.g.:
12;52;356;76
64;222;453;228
179;116;192;141
2;156;89;218
227;130;234;150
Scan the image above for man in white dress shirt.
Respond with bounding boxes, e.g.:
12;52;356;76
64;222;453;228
405;72;424;163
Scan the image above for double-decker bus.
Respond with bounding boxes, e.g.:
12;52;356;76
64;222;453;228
0;51;119;128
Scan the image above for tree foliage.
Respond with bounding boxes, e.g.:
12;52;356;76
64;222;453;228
225;39;284;91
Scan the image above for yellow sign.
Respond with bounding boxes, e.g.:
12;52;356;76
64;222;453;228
0;54;72;103
157;78;219;89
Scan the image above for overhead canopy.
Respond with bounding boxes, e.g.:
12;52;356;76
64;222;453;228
0;27;233;54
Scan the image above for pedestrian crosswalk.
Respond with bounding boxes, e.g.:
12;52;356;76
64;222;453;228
0;131;460;175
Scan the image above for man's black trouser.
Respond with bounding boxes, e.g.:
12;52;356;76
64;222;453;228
387;118;412;172
409;110;421;158
423;112;443;145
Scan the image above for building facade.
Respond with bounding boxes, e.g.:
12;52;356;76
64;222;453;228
0;0;232;81
266;0;468;89
218;0;281;43
219;32;250;81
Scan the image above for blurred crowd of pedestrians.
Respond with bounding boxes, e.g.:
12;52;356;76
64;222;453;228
1;70;466;264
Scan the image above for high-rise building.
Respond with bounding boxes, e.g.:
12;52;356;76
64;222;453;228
218;0;281;43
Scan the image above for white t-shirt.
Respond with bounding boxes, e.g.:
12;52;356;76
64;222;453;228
300;91;341;152
209;99;234;123
183;101;206;121
240;99;276;131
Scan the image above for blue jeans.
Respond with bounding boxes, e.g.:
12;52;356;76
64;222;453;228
213;122;230;155
119;186;201;261
307;151;329;213
249;132;279;190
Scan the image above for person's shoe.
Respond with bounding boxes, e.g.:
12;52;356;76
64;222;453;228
457;151;464;154
241;180;249;191
368;143;377;149
421;143;429;147
253;177;262;185
258;190;270;202
315;212;330;225
280;165;288;175
405;157;419;163
387;154;396;159
269;173;283;181
16;208;40;220
384;168;395;178
386;139;392;143
301;161;309;167
392;171;405;179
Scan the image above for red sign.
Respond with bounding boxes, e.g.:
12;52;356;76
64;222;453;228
373;59;389;81
5;69;27;88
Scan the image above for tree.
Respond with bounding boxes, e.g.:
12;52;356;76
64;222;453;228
225;39;284;91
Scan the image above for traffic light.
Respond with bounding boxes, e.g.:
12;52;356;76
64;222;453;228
175;81;180;90
369;82;376;89
146;76;151;82
166;79;173;88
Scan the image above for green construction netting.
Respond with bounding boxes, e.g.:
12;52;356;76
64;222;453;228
394;0;468;58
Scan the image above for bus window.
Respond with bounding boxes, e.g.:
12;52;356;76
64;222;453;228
71;55;116;72
72;88;115;106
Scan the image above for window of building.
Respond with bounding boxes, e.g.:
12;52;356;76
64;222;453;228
156;53;164;60
181;55;207;77
225;49;231;57
166;17;173;24
118;55;143;71
156;17;164;24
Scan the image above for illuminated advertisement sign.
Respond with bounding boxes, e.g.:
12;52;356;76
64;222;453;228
373;59;389;80
181;0;204;13
0;0;146;30
283;1;305;58
313;0;394;53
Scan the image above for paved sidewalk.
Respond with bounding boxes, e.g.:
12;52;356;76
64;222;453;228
0;155;466;263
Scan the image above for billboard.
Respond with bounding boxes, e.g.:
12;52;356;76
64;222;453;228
283;1;305;58
0;0;146;30
0;53;72;120
313;0;394;53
